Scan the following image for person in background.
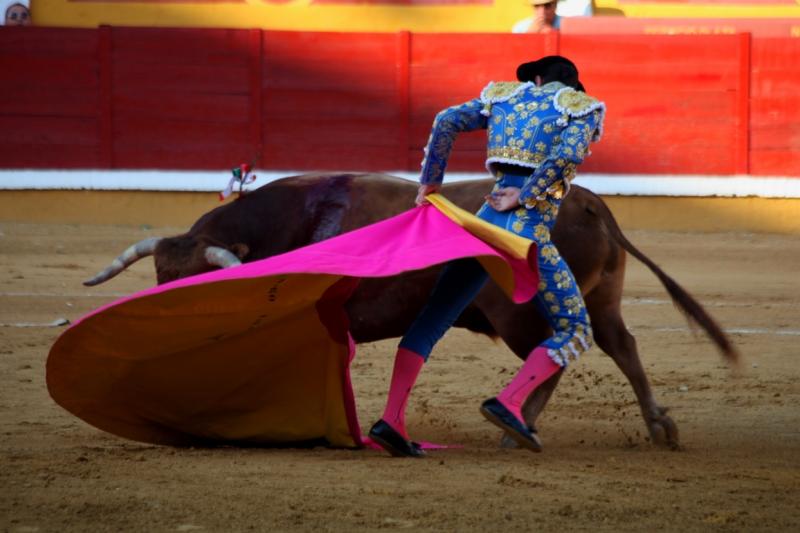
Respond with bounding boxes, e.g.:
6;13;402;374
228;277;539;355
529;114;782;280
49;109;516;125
512;0;593;34
368;56;606;458
4;2;31;26
512;0;561;33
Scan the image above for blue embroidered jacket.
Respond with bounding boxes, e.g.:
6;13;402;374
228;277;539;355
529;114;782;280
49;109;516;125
419;81;606;208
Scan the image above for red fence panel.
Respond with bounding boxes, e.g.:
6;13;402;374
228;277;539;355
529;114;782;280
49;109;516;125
262;31;402;171
750;37;800;176
0;27;100;168
109;27;257;170
0;27;799;177
561;34;745;175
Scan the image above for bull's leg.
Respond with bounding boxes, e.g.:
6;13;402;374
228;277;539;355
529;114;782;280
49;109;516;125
586;299;680;450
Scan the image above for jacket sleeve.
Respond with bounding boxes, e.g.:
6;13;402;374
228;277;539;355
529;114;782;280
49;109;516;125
420;99;488;185
518;107;603;208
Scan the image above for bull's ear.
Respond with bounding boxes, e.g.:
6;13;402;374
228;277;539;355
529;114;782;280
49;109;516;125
230;243;250;260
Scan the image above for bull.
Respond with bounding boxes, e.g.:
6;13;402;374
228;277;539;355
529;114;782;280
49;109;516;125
84;173;738;450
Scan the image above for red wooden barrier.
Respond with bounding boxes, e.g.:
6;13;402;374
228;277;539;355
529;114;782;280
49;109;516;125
750;37;800;176
0;27;101;168
562;33;746;175
109;28;257;169
0;27;798;177
262;31;402;171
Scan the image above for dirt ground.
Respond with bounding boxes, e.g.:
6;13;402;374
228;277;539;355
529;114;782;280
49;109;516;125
1;221;799;532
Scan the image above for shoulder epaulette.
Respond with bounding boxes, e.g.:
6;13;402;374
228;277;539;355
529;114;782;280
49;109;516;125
553;87;605;118
479;81;534;116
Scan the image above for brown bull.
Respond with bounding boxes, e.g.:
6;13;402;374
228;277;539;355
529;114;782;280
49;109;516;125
85;173;738;449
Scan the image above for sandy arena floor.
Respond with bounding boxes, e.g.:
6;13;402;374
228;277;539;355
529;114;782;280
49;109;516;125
1;221;799;532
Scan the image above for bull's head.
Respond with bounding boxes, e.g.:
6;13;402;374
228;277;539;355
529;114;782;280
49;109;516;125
83;235;249;286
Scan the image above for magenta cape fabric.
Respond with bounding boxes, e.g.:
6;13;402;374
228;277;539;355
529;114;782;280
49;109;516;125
47;203;538;448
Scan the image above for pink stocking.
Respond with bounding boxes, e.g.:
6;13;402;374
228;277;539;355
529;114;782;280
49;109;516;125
381;347;425;439
496;346;561;423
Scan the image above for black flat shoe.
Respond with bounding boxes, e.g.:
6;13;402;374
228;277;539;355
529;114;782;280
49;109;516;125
368;419;426;458
480;398;542;453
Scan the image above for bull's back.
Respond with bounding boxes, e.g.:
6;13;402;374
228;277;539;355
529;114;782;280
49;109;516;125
341;175;493;231
338;174;418;231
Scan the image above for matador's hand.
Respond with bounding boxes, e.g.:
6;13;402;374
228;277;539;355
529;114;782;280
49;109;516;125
485;187;522;211
416;184;442;206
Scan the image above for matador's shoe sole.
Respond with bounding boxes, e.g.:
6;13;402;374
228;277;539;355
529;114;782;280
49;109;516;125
480;398;542;453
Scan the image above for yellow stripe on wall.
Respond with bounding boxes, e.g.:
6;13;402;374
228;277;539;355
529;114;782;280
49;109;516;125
32;0;800;33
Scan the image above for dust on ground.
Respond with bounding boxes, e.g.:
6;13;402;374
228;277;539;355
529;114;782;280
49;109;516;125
1;222;798;532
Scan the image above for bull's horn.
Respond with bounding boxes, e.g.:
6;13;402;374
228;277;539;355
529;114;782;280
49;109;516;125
83;237;162;286
205;246;242;269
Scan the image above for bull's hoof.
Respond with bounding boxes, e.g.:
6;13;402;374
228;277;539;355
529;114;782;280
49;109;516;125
647;408;680;450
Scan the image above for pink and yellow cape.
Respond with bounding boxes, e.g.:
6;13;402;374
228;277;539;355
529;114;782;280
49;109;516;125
47;194;538;448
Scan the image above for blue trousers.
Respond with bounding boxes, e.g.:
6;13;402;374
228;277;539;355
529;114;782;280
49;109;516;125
399;170;592;367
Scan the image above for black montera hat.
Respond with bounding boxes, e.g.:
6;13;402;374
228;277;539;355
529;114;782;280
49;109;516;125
516;55;586;92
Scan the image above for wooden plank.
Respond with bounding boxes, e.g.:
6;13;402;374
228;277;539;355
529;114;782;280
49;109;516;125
0;143;100;168
583;91;739;120
410;70;500;94
263;31;397;61
113;64;251;94
248;29;263;168
112;27;252;65
99;26;113;169
411;33;552;67
561;34;740;92
584;145;736;174
264;118;403;147
736;32;751;175
112;48;250;69
263;89;400;119
262;144;408;172
114;116;251;146
0;116;98;145
561;34;742;64
114;91;251;122
0;27;97;55
608;119;736;147
750;123;800;150
113;144;254;170
396;31;412;169
751;96;800;130
751;38;800;96
750;150;800;176
0;57;98;89
0;87;97;117
263;62;396;91
750;37;800;170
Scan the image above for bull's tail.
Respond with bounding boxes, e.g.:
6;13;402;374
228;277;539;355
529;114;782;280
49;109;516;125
586;191;740;365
